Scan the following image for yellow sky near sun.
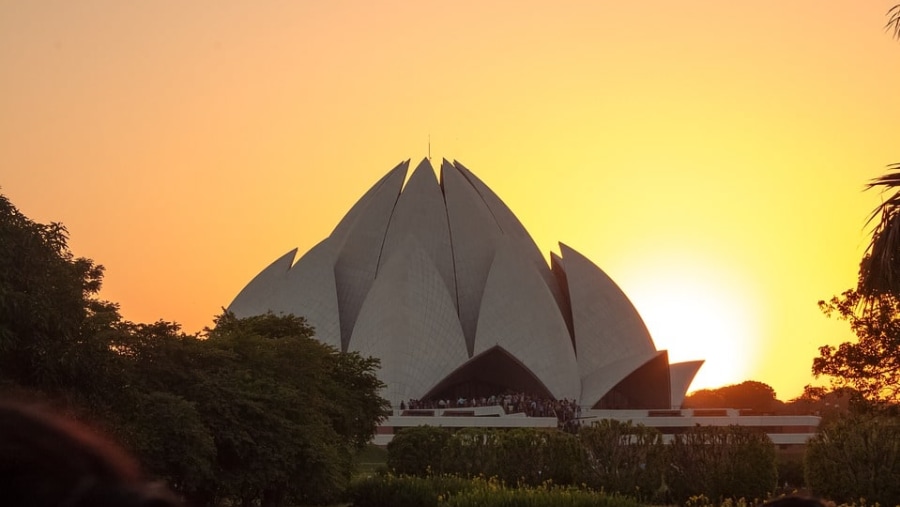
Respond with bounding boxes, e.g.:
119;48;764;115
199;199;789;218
1;1;898;400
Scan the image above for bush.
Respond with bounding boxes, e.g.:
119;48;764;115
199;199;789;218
491;428;582;485
443;428;503;478
579;419;668;502
775;453;805;491
448;477;641;507
389;427;583;485
805;412;900;506
348;474;641;507
668;425;777;503
387;426;452;475
348;474;472;507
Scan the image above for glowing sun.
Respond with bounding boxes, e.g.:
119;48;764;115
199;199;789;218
617;261;760;393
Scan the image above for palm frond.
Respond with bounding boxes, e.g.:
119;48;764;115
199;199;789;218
865;163;900;223
888;4;900;40
859;164;900;299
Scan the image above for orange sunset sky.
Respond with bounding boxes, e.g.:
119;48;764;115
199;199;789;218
2;1;899;400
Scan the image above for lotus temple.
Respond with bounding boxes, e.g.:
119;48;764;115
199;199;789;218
228;158;823;446
228;158;706;410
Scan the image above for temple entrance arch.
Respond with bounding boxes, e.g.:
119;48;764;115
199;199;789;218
420;346;554;402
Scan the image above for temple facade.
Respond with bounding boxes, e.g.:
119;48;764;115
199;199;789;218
228;158;703;409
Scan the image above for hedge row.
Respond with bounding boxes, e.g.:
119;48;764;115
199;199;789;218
386;421;777;504
349;474;642;507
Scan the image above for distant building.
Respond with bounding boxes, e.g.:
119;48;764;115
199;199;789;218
374;407;820;450
228;158;703;410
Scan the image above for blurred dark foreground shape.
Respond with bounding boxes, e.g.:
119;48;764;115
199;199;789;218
0;401;181;507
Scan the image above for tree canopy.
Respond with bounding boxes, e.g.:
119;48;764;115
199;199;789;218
0;192;390;507
814;10;900;404
0;193;121;403
683;380;783;413
816;290;900;403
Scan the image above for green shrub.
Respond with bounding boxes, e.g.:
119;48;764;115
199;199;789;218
805;412;900;506
491;428;582;485
348;474;641;507
775;453;805;490
668;425;777;503
348;474;437;507
348;474;473;507
389;427;583;485
387;426;452;475
446;478;641;507
579;419;668;502
443;428;503;478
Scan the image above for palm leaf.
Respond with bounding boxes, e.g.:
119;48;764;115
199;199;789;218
888;4;900;40
860;164;900;299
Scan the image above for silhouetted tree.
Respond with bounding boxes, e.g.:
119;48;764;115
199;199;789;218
0;193;121;409
816;290;900;403
118;312;391;507
858;6;900;299
0;193;391;506
814;6;900;403
785;386;854;421
684;381;782;412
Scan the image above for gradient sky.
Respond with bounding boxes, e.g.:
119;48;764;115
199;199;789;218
2;1;898;400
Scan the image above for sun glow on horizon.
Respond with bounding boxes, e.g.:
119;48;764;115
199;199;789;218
1;0;896;402
618;261;761;393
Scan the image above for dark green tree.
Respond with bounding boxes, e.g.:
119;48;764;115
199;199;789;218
0;193;121;410
191;313;389;506
816;290;900;403
108;320;223;506
0;193;391;506
113;313;389;506
121;390;217;501
805;412;900;506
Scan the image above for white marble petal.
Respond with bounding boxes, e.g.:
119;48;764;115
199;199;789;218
442;159;501;355
349;238;469;406
474;237;580;400
669;360;705;409
280;238;342;350
559;243;656;382
330;160;410;247
228;159;701;410
379;158;456;309
227;248;297;318
580;350;663;407
453;160;566;313
332;162;408;350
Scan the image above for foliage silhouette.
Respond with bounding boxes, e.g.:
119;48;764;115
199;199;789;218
805;412;900;505
0;192;391;507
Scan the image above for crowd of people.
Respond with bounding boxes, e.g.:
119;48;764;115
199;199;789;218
401;392;581;431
